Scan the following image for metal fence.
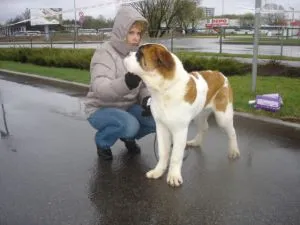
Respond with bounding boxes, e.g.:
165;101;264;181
0;27;299;57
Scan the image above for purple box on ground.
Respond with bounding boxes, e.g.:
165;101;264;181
255;93;283;112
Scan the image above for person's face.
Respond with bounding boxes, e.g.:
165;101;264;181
126;24;142;46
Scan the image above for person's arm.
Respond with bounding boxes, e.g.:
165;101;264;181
138;82;152;116
90;49;135;102
138;82;151;104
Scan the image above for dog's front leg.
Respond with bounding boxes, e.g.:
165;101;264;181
167;127;188;187
146;122;171;179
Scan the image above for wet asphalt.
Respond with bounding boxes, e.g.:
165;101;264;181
1;38;300;58
0;76;300;225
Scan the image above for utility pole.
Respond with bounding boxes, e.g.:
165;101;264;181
252;0;261;92
222;0;224;15
73;0;77;49
290;7;295;22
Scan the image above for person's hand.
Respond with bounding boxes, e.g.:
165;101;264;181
141;96;152;117
125;72;141;90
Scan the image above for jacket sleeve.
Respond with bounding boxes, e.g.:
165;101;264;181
138;82;151;104
90;49;131;102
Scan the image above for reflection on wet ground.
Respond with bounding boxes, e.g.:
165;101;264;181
0;77;299;225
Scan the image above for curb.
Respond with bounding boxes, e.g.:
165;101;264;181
1;69;300;140
0;69;89;93
234;111;300;140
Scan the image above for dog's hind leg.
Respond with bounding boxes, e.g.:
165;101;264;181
146;122;171;179
213;101;240;159
186;109;211;148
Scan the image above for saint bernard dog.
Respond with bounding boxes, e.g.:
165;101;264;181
124;43;240;187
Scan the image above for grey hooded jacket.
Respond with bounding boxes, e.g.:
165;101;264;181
84;6;149;117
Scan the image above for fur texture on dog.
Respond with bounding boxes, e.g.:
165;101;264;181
124;43;240;187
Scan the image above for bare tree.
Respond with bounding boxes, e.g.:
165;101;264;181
5;8;30;27
23;8;31;20
131;0;202;37
175;0;203;33
131;0;172;37
262;3;286;25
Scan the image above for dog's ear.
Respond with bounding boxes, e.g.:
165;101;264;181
155;47;175;70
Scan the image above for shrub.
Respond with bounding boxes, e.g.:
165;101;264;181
178;55;250;76
0;48;298;77
258;60;300;78
0;47;94;70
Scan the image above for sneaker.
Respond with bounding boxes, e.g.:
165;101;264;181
97;146;113;160
120;138;141;154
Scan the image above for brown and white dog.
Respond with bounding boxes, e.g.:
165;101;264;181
124;43;240;187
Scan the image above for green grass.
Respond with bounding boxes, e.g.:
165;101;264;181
229;75;300;122
175;51;300;61
0;60;90;84
0;60;299;122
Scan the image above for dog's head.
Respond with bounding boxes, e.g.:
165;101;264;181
124;43;177;90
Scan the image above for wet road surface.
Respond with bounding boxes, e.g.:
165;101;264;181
0;77;300;225
1;38;300;57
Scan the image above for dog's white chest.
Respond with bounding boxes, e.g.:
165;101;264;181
151;98;194;128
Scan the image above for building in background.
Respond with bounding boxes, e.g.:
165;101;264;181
0;23;27;36
202;7;215;19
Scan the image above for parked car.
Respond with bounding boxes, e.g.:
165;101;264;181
13;31;27;36
13;31;41;36
235;29;254;35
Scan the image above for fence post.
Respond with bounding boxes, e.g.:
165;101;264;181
280;27;284;57
50;34;53;49
30;37;33;49
171;29;174;52
252;0;262;92
73;32;76;49
219;27;223;54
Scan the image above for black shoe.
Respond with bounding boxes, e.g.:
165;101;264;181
120;138;141;154
97;146;113;160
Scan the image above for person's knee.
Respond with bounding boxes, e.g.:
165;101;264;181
122;117;140;138
88;107;141;139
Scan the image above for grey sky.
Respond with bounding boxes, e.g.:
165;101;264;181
1;0;300;24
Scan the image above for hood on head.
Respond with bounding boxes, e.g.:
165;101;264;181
110;5;148;57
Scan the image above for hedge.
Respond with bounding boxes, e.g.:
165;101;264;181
0;47;299;77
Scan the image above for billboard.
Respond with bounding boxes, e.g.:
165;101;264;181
30;8;62;26
205;18;229;28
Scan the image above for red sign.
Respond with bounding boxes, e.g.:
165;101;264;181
291;20;300;26
206;18;229;28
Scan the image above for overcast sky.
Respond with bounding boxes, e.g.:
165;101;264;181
1;0;300;24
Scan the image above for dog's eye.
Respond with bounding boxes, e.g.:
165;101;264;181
143;59;147;67
157;58;162;66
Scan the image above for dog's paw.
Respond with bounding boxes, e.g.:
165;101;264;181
167;171;183;187
228;149;240;159
186;139;201;148
146;168;165;179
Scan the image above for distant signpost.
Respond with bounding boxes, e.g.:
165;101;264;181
79;11;85;26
